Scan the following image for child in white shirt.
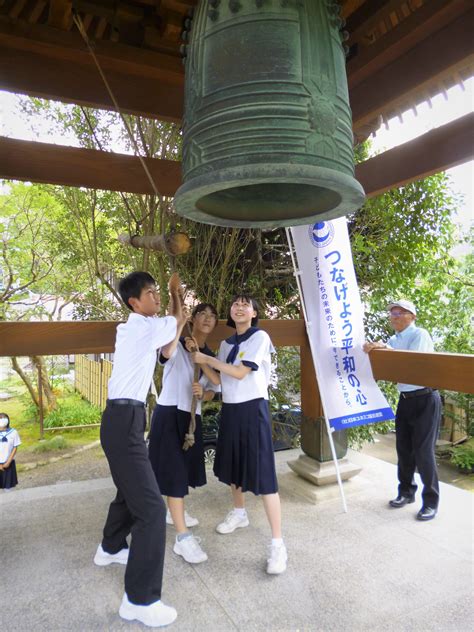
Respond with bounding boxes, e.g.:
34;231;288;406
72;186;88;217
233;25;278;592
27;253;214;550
0;413;21;491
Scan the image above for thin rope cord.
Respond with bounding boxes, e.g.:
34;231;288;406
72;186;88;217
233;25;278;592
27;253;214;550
72;12;163;200
73;11;178;264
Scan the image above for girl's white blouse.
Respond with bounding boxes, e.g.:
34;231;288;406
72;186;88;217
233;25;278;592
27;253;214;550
0;428;21;464
218;329;275;404
158;342;219;414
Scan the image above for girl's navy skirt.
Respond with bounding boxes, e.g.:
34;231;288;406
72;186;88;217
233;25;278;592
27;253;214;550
0;460;18;489
213;398;278;495
148;405;206;498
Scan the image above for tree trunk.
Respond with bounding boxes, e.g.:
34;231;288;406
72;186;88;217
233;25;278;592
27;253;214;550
10;356;40;410
32;356;57;411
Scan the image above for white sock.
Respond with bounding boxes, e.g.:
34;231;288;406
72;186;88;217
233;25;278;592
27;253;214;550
272;538;284;547
233;507;247;517
177;532;192;542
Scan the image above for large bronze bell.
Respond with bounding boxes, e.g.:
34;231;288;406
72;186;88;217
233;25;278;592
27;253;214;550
175;0;365;229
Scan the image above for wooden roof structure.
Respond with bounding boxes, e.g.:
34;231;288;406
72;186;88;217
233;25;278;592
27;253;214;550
1;0;473;196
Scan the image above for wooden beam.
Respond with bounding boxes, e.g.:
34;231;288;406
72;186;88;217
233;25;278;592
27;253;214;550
0;17;184;122
0;320;307;356
357;112;474;198
0;321;472;394
3;112;472;197
368;349;474;395
0;136;182;196
350;8;474;129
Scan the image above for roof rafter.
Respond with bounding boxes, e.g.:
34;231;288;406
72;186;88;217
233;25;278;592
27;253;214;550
350;7;474;128
1;2;472;129
0;16;184;121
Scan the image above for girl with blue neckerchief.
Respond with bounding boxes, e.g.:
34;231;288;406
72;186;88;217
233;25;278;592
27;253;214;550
192;294;287;575
0;413;21;491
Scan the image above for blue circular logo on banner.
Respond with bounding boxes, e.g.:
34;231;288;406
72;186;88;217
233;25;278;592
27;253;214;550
308;222;335;248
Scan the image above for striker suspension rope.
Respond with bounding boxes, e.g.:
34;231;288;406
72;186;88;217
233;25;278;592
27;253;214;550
72;12;163;201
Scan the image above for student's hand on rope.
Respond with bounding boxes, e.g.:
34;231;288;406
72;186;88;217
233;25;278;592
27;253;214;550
184;336;198;353
168;272;183;297
192;382;204;400
177;306;190;330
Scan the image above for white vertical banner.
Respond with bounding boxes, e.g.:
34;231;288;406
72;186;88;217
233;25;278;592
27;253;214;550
290;218;394;430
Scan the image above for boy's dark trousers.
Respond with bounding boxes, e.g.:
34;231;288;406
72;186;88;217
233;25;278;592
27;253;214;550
100;401;166;605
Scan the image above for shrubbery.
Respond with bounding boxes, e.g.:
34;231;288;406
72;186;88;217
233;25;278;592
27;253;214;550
44;395;101;428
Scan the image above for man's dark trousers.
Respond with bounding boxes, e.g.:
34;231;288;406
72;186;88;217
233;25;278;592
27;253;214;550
100;402;166;605
395;389;441;509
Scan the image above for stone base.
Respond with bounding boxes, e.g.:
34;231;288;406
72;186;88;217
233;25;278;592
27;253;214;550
287;454;362;486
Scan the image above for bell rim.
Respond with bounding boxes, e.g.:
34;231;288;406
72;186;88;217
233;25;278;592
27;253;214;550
174;163;366;229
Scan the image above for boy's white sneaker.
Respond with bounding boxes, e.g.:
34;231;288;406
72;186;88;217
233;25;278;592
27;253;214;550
166;509;199;527
266;543;288;575
215;510;249;534
93;544;129;566
173;535;208;564
119;593;177;627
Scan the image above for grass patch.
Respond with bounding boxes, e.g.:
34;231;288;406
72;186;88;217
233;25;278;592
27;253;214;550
0;382;101;451
44;395;101;428
31;435;69;453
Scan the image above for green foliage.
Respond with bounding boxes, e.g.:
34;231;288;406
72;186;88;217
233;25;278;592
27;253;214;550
347;421;395;450
449;439;474;472
442;391;473;438
349;172;459;341
43;395;101;428
32;435;69;453
269;347;300;410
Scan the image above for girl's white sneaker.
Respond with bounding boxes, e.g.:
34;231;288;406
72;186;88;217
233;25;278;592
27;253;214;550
173;535;208;564
215;509;249;534
119;593;177;627
266;543;288;575
166;509;199;527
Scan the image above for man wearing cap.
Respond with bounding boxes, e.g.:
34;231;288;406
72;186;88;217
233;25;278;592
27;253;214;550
363;300;441;521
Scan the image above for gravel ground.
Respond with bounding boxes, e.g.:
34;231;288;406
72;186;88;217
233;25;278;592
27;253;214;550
15;443;110;489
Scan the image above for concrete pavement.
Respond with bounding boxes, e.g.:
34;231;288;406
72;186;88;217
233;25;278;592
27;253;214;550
1;449;472;632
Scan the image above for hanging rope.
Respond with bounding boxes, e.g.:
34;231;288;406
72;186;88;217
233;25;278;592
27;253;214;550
73;12;163;199
181;317;200;452
72;11;179;262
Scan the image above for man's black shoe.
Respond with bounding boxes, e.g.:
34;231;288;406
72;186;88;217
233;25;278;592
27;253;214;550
389;495;415;508
417;506;437;521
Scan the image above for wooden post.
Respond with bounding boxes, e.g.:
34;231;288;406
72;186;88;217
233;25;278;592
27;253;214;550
38;367;44;440
300;334;323;421
299;333;349;461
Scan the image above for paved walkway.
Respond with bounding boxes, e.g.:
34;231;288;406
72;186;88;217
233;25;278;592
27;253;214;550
1;449;472;632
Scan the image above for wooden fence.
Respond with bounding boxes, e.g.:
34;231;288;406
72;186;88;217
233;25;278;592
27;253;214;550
74;355;112;410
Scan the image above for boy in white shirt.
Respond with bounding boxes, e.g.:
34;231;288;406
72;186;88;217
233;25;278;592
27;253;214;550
94;271;184;628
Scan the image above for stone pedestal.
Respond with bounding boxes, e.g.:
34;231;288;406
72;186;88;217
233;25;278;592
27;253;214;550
284;453;363;504
287;453;361;486
287;416;363;503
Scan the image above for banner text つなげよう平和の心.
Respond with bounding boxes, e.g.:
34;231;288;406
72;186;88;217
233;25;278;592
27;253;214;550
290;219;394;430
